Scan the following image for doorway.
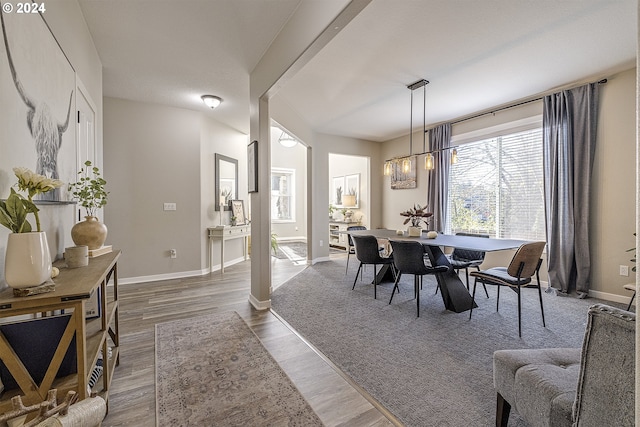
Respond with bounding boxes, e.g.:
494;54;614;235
270;122;309;289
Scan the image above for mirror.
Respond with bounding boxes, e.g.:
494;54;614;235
215;153;238;211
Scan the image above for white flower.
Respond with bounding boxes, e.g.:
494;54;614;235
13;167;63;198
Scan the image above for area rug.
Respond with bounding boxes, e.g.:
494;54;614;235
271;260;624;427
273;241;307;260
155;311;323;426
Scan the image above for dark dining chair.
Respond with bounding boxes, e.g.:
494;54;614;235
351;234;395;299
447;232;490;297
345;225;367;274
389;240;448;317
469;241;546;337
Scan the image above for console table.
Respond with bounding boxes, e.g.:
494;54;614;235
0;250;121;413
208;224;251;273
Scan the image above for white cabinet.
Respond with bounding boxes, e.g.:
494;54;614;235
329;221;360;249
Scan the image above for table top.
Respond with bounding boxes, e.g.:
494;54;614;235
347;229;533;252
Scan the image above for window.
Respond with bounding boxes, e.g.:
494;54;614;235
271;168;295;222
447;127;545;241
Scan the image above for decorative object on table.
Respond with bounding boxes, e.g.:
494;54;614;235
400;203;432;237
425;231;438;239
341;208;353;222
0;389;79;427
230;200;245;225
69;161;109;250
230;216;237;226
1;167;63;289
65;245;89;268
88;245;112;258
329;204;335;220
248;140;258;193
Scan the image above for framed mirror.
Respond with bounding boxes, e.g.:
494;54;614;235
215;153;238;211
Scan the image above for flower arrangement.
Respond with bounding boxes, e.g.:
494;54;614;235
69;161;108;217
400;203;432;227
0;167;63;233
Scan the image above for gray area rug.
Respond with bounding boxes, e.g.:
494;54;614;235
271;260;624;426
155;311;323;426
273;241;308;260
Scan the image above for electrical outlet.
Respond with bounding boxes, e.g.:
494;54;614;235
163;203;176;211
620;265;629;276
170;249;177;259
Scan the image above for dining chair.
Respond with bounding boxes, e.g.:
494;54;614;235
468;241;546;337
351;234;395;299
345;225;367;274
435;232;490;297
389;240;448;317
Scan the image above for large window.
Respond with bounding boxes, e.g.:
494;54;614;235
271;168;295;222
447;127;545;241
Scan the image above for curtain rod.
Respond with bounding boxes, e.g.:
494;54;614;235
443;78;608;128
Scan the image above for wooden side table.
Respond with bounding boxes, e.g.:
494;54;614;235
0;250;121;413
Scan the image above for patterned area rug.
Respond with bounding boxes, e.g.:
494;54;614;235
155;311;323;426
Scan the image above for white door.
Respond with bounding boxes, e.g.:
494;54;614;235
75;80;97;222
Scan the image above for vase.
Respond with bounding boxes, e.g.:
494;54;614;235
71;216;108;250
407;226;422;237
4;232;52;289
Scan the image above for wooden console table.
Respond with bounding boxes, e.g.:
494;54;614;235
208;225;250;273
0;250;121;413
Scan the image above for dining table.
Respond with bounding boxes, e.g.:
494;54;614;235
347;229;530;313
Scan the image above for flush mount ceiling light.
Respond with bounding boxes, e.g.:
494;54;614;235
201;95;222;109
278;131;297;148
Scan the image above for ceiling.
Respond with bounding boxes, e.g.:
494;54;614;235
78;0;637;143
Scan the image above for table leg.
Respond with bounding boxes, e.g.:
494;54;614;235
220;238;225;274
424;245;477;313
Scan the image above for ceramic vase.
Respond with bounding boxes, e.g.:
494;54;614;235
407;226;422;237
71;216;108;250
4;232;52;289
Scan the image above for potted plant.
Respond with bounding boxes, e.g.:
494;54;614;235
329;204;335;220
69;161;109;250
0;167;63;288
400;203;432;237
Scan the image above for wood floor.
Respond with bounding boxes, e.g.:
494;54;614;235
102;254;397;426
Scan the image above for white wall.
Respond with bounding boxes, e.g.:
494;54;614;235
104;97;248;281
0;1;102;287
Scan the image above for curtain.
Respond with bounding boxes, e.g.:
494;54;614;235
426;123;451;232
543;83;599;295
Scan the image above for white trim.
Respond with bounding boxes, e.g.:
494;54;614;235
119;256;247;284
311;256;331;264
588;289;635;306
451;115;542;146
249;293;271;310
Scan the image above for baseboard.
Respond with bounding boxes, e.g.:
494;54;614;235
275;237;307;243
119;256;246;285
249;293;270;310
311;256;331;265
587;289;634;306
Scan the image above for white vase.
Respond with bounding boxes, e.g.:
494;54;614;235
407;226;422;237
4;232;52;289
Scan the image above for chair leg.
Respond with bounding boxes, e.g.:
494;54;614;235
477;266;489;298
517;286;522;337
415;275;420;317
464;268;469;290
469;278;478;320
389;272;402;304
345;252;350;274
434;283;440;295
628;292;636;311
537;279;546;327
496;393;511;427
496;285;501;312
373;265;377;299
352;263;362;290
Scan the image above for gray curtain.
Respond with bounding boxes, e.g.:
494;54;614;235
426;123;451;232
542;83;599;295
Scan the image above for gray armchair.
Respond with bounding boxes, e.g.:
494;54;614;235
493;303;635;426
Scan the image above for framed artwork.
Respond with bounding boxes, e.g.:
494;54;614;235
0;10;76;202
390;156;417;189
331;176;345;207
344;173;360;208
248;140;258;193
230;200;246;225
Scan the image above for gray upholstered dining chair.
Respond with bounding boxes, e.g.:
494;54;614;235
469;241;546;337
345;225;367;274
389;240;448;317
351;234;395;299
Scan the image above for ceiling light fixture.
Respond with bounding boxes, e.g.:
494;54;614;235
201;95;222;109
278;131;297;148
383;79;460;174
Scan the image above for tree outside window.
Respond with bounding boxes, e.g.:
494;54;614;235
271;168;295;222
